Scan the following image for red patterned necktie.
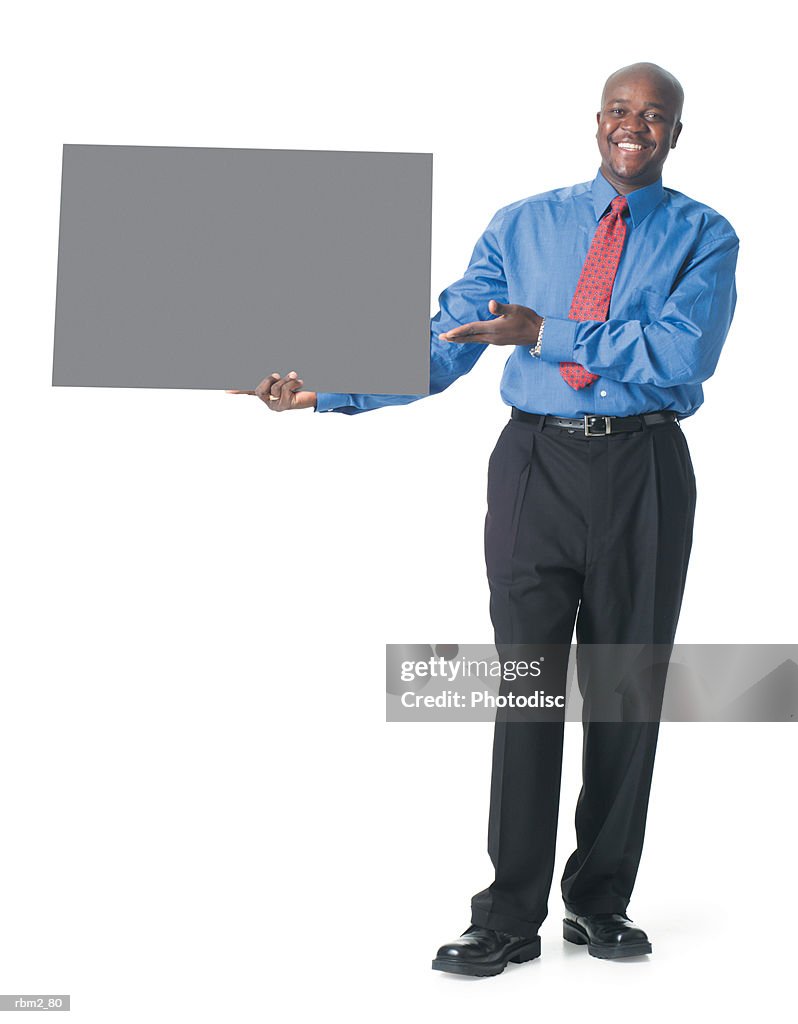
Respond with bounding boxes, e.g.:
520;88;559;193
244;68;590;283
559;193;629;390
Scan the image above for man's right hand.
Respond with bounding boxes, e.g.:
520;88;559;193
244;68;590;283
226;371;317;411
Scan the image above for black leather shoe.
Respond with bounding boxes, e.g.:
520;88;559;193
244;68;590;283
563;911;652;959
432;924;541;977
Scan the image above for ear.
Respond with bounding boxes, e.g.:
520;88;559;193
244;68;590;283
596;111;601;126
671;121;683;149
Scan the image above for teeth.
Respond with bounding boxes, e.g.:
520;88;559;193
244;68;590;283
617;142;644;151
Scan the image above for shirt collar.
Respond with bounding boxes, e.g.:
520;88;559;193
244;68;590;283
591;167;664;227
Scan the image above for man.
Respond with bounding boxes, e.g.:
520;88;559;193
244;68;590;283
230;62;738;975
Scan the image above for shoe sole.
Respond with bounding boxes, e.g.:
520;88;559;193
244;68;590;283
431;936;541;977
562;919;652;959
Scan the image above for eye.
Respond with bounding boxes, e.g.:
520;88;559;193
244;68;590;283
645;113;661;120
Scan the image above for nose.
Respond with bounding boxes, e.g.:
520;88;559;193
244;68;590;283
619;114;649;134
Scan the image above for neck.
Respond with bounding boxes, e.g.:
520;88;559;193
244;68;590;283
600;167;659;195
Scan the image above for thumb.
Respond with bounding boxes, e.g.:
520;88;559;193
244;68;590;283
489;299;511;316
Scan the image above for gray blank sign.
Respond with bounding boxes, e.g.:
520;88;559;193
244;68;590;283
53;144;432;393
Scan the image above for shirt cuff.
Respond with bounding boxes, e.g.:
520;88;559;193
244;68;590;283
314;392;353;413
536;317;579;364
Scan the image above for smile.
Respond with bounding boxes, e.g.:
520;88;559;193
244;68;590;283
614;141;649;152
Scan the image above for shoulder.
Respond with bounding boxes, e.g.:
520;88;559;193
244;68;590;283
661;187;740;251
487;180;593;231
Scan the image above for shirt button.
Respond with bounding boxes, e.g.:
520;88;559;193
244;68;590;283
599;390;607;397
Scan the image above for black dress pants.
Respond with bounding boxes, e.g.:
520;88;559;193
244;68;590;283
469;413;697;940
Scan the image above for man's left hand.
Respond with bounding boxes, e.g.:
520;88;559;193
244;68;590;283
439;299;542;346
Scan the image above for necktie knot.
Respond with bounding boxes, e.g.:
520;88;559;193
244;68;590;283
609;194;629;217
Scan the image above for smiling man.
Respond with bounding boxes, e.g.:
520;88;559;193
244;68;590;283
234;62;739;976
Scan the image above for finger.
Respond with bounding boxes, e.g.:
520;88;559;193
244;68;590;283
279;371;301;402
489;299;513;316
445;334;507;345
449;325;502;339
256;372;288;403
440;320;496;340
278;378;305;407
267;375;304;411
254;373;282;391
225;390;256;395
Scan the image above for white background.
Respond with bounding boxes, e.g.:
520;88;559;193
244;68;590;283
2;1;796;1020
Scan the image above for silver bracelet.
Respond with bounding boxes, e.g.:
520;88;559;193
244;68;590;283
530;317;545;358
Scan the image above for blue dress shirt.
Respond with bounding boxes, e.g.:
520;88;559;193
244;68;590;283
314;167;739;419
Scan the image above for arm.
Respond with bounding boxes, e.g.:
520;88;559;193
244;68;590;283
315;211;509;414
537;233;739;387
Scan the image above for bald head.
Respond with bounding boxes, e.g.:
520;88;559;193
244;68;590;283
602;62;684;124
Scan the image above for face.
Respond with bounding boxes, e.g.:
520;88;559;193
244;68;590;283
596;73;682;193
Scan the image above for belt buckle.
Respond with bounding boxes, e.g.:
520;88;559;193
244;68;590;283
584;415;611;436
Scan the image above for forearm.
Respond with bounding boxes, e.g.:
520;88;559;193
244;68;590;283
538;235;739;387
314;390;426;415
537;312;732;387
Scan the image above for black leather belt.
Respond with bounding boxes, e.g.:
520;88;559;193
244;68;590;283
511;407;678;436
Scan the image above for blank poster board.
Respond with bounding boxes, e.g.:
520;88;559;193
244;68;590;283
52;144;432;394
